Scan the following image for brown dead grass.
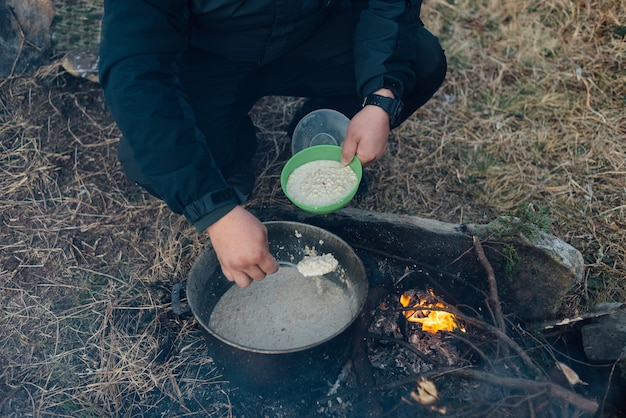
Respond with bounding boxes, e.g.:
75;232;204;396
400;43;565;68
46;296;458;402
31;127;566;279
1;0;625;416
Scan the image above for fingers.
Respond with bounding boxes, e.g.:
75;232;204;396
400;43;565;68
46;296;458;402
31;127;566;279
342;137;377;167
223;267;260;289
341;136;358;165
259;255;279;276
207;206;280;288
341;109;389;167
223;253;279;288
232;273;253;288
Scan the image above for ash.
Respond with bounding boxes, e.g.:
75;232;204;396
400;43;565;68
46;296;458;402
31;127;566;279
206;252;616;418
368;291;463;373
314;289;466;418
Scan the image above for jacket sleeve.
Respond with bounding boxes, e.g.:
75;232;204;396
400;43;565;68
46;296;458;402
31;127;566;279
98;0;238;232
352;0;425;99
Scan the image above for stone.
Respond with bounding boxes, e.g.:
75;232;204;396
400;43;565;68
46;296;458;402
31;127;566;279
60;50;99;83
0;0;55;77
252;207;585;322
581;306;626;362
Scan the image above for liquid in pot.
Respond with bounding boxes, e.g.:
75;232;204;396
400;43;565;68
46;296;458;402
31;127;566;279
209;266;354;351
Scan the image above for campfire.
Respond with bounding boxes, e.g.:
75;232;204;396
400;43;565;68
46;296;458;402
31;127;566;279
204;222;612;418
399;289;461;334
309;239;605;418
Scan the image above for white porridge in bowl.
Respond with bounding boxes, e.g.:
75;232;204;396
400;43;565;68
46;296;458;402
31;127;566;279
285;160;358;207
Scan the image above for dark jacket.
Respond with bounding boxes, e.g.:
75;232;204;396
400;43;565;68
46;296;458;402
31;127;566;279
99;0;423;231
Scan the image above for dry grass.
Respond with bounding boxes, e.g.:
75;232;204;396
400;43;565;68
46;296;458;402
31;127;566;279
1;0;625;416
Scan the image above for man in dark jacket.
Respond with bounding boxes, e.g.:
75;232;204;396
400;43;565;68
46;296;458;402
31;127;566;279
99;0;447;288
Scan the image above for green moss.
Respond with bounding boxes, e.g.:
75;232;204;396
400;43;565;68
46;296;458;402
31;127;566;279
502;244;521;279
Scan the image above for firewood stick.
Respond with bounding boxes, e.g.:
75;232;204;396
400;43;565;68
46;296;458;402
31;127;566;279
319;366;598;416
363;333;434;365
447;368;599;415
455;310;543;377
533;302;626;330
348;242;486;298
404;305;543;377
473;236;506;333
450;332;494;370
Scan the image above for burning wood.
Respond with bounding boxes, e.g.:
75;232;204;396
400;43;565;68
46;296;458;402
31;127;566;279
399;289;461;334
312;271;603;418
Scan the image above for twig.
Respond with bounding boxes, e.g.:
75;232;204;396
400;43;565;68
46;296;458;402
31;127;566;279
447;368;599;415
533;303;626;330
348;242;487;299
319;363;597;417
450;332;494;370
363;332;435;365
0;386;21;410
317;373;428;402
457;311;543;377
599;357;623;417
473;236;506;333
404;303;543;377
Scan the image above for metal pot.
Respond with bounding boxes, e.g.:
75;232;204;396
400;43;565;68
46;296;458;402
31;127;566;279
184;221;368;397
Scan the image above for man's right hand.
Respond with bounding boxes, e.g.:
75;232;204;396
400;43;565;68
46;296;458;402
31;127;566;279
206;206;279;288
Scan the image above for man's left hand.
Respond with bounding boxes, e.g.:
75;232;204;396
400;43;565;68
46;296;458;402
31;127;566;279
341;88;394;167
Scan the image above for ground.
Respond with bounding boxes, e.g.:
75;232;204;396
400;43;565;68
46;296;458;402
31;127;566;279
1;0;625;417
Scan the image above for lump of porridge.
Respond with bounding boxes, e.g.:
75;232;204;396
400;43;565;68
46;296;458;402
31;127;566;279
286;160;358;206
297;253;339;276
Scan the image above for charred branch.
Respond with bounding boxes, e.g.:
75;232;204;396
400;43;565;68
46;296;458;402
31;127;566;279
534;302;626;331
445;368;599;415
473;235;506;333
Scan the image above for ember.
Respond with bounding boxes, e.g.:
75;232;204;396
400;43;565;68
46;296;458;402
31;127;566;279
399;289;460;334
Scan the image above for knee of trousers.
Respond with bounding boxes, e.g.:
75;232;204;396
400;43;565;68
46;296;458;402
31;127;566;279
399;40;448;121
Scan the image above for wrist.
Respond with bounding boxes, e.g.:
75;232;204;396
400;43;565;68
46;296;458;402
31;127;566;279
362;93;404;127
373;88;395;99
197;202;239;234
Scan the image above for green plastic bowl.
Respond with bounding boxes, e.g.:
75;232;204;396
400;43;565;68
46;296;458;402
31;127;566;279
281;145;362;215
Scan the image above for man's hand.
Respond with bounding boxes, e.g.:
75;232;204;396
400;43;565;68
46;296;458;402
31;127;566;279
206;206;279;288
341;88;394;167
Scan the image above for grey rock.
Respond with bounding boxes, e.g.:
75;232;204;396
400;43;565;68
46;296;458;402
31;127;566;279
0;0;54;77
253;207;584;321
582;306;626;362
61;50;99;83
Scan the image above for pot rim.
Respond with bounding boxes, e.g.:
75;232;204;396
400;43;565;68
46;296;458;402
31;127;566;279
188;221;368;354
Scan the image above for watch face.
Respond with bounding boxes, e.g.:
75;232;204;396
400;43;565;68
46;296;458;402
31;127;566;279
291;109;350;154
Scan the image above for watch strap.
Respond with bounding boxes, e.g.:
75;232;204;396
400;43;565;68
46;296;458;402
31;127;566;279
362;93;404;127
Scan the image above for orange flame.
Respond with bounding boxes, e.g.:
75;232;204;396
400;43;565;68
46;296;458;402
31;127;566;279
400;290;459;334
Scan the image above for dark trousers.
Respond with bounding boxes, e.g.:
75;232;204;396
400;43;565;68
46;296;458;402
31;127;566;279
118;5;447;191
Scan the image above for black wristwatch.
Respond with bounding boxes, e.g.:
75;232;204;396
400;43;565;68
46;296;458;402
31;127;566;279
362;93;404;127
